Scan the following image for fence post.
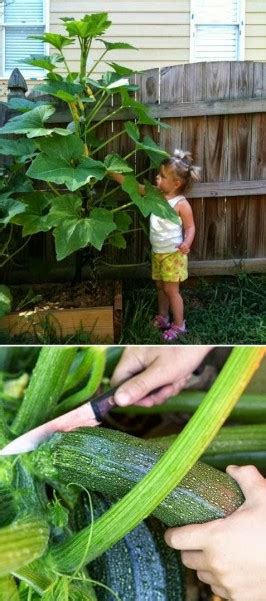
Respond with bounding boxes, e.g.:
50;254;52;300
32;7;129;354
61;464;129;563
7;68;27;100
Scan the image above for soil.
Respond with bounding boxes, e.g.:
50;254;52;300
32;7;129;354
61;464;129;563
10;280;115;313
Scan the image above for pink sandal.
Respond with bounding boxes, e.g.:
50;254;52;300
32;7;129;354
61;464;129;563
152;314;171;330
162;321;187;341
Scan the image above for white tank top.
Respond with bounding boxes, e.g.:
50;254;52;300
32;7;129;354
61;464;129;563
149;195;184;253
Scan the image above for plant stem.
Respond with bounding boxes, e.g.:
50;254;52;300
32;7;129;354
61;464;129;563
54;348;106;416
113;391;266;422
11;348;77;436
85;91;108;127
111;202;134;213
0;234;32;268
90;129;126;156
47;182;61;197
87;106;123;134
62;349;95;394
51;347;264;570
86;49;108;79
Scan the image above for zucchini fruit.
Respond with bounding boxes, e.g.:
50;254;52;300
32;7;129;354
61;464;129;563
76;492;185;601
150;424;266;470
30;427;244;527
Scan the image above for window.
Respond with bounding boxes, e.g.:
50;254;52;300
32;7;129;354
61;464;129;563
190;0;245;62
2;0;47;76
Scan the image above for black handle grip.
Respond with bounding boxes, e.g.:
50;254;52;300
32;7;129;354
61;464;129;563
90;382;164;422
90;385;119;421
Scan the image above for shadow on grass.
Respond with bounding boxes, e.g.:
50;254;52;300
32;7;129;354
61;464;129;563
120;273;266;345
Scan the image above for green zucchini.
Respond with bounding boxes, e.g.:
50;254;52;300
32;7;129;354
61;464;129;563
30;428;244;527
150;424;266;469
76;492;185;601
0;485;17;527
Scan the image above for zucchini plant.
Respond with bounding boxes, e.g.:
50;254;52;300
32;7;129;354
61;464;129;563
0;11;176;284
0;345;264;599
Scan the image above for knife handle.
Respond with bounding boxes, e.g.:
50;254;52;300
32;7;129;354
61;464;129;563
90;383;164;422
90;385;119;421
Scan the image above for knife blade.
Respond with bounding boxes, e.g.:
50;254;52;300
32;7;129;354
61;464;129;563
0;384;120;456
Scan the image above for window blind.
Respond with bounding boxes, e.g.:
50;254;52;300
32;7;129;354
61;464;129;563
4;0;45;73
191;0;242;62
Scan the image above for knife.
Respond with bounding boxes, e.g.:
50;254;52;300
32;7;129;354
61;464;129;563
0;383;126;456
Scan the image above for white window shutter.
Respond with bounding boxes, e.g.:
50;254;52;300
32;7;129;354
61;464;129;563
4;0;45;74
5;0;44;23
190;0;244;62
194;0;239;24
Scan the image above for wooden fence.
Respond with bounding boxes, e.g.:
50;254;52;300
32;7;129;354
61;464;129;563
1;61;266;279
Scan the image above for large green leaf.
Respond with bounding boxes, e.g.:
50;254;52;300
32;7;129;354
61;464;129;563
104;153;133;173
137;135;170;165
27;135;106;191
34;81;83;98
0;193;26;226
99;71;132;90
28;33;75;51
7;98;37;112
11;192;54;235
113;211;132;232
0;286;12;318
0;138;36;157
107;62;136;76
98;40;137;51
124;121;140;143
0;105;71;138
121;175;180;223
64;13;111;39
49;201;117;259
22;53;64;71
107;231;127;249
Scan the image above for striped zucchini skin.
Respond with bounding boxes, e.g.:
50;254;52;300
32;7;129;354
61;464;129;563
151;424;266;469
30;428;244;527
77;493;185;601
0;486;17;527
0;516;49;576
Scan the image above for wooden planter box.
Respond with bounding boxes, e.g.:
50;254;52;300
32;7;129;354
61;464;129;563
0;281;122;343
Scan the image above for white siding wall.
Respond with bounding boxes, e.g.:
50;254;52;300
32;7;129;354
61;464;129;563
0;1;265;99
246;0;266;60
50;0;191;75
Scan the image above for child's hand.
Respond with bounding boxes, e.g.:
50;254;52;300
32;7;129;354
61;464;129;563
164;465;266;601
177;242;190;254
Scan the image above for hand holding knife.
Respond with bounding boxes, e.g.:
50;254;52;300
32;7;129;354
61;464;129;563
0;382;163;456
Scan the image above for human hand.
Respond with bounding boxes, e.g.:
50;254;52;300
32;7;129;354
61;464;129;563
164;465;266;601
111;346;212;407
177;242;190;255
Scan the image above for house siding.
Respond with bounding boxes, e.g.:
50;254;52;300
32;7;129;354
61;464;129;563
0;0;265;99
246;1;266;60
49;1;191;74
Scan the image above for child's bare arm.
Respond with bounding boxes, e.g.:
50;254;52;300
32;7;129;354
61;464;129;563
176;200;195;254
108;172;125;185
108;172;145;196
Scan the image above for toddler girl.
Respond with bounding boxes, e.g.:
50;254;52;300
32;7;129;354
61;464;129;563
150;149;201;341
109;149;201;341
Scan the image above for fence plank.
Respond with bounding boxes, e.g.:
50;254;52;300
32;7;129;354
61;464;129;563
189;180;266;197
247;62;266;258
226;62;254;258
203;62;230;259
159;65;183;151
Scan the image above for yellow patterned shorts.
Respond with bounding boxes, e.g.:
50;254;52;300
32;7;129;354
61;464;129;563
151;251;188;283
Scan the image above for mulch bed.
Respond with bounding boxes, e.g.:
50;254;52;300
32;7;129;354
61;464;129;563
9;280;115;313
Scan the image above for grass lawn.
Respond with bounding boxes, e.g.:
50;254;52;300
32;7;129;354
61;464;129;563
120;273;266;345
